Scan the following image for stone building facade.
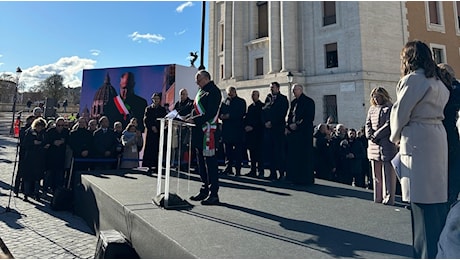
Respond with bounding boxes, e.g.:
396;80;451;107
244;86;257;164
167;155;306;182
208;1;460;129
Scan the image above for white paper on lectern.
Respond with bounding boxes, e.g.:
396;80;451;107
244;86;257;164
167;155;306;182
165;109;184;120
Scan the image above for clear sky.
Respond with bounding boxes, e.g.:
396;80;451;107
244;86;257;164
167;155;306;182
0;1;208;91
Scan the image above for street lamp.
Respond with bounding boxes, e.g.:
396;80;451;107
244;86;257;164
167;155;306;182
10;67;22;135
198;1;206;70
287;71;293;102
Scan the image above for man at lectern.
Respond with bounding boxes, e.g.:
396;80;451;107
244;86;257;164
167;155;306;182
185;70;222;205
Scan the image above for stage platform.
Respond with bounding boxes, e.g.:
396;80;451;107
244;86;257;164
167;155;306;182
74;168;412;258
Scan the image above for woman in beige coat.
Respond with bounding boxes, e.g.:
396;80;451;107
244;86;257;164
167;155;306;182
390;40;449;259
365;87;397;205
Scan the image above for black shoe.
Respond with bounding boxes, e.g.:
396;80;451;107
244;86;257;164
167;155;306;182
190;192;209;201
235;169;241;176
201;196;220;205
222;167;233;175
246;170;257;177
23;196;29;202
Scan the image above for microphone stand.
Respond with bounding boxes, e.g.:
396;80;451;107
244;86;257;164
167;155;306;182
2;119;23;215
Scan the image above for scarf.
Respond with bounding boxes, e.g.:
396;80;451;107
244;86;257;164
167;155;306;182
194;89;218;157
113;95;131;120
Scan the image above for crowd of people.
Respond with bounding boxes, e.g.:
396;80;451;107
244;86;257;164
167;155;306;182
13;107;147;201
10;41;460;258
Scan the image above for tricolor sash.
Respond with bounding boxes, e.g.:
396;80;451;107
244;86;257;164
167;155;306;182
194;89;218;157
113;96;130;120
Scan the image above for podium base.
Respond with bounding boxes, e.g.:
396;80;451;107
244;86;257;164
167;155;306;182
152;193;193;210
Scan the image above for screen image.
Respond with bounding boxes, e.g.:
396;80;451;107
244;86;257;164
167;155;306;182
80;64;176;132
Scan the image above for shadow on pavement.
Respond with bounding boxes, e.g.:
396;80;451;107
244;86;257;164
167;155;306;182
185;202;412;258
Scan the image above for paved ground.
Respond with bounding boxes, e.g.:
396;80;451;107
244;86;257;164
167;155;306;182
0;135;97;259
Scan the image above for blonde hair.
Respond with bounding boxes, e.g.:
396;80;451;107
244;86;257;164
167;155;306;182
31;118;47;130
370;87;391;106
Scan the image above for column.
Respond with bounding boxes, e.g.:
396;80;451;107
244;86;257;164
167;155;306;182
280;2;298;72
232;2;245;80
224;2;233;79
208;2;216;77
268;1;281;74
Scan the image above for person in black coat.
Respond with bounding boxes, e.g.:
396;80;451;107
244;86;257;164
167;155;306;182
44;117;69;193
219;86;247;176
437;63;460;207
22;118;47;202
337;129;366;186
68;117;93;171
174;88;194;117
285;84;316;185
13;115;36;196
185;70;222;205
262;82;289;180
174;88;194;168
244;90;264;178
313;123;336;181
92;116;119;169
104;72;148;132
330;124;347;182
142;93;167;170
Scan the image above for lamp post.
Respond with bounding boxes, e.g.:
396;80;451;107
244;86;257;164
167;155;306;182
287;71;293;102
198;1;206;70
10;67;22;135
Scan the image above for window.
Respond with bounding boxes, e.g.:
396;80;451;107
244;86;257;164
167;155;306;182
219;23;224;52
257;2;268;38
432;48;444;64
425;1;445;32
324;95;338;123
323;1;336;26
325;43;338;68
428;1;441;24
255;58;264;76
220;64;224;79
430;43;447;64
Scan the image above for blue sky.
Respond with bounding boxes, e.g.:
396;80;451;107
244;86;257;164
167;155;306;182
0;1;208;90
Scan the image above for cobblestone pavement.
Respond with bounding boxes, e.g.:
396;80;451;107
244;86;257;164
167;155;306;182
0;135;97;259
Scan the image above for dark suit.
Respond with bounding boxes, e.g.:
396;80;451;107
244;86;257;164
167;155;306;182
220;95;246;174
104;93;148;132
22;128;47;197
244;100;264;175
142;105;167;168
69;127;93;171
313;130;335;181
174;97;194;117
44;127;69;190
93;127;119;169
174;97;195;165
286;93;315;185
190;81;222;197
262;92;289;179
